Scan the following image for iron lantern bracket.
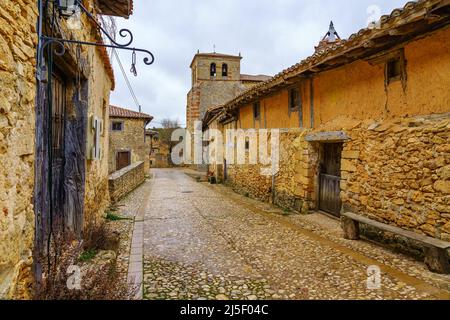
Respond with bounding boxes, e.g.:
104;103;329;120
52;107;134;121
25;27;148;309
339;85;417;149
37;0;155;81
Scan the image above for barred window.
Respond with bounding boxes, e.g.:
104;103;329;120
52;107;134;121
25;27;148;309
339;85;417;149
112;122;123;131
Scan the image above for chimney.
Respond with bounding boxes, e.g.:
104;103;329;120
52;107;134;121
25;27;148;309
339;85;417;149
315;21;342;53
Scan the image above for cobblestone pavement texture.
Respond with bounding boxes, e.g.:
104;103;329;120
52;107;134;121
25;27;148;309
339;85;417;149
120;169;450;300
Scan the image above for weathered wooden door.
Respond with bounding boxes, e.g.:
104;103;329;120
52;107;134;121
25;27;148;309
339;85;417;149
116;151;131;171
319;143;342;217
50;71;66;230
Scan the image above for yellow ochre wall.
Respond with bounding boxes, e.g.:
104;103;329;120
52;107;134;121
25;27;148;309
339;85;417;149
237;27;450;129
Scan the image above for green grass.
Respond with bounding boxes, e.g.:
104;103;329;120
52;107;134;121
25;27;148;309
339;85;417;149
79;249;97;262
105;212;131;222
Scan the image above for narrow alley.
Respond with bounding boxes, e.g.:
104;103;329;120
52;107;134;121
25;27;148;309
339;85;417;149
118;169;450;300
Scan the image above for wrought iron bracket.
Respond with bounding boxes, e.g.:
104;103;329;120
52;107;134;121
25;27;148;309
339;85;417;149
37;0;155;81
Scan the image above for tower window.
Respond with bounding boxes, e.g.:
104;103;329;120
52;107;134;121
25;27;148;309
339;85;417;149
210;63;217;77
222;64;228;77
253;102;261;120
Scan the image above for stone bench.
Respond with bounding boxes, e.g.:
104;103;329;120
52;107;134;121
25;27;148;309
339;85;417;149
341;211;450;274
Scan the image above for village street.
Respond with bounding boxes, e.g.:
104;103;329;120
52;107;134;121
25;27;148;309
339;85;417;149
117;169;450;300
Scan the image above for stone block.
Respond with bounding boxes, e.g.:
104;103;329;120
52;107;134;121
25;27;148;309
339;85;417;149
342;150;360;159
341;159;357;172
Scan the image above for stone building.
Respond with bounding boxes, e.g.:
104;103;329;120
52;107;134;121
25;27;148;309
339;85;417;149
109;105;153;173
186;52;270;133
148;130;172;168
0;0;135;298
204;0;450;251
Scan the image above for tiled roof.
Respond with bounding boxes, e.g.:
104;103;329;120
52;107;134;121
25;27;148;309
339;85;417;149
223;0;450;112
110;105;153;121
240;74;272;82
202;105;225;128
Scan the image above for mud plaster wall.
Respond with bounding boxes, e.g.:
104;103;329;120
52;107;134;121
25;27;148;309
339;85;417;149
236;27;450;131
84;41;112;229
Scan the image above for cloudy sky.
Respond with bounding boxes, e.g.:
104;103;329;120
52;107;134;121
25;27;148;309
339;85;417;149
110;0;407;128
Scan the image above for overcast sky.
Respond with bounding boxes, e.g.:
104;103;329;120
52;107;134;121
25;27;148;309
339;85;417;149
110;0;407;128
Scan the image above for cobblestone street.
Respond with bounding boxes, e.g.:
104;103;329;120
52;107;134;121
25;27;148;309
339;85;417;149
128;169;450;300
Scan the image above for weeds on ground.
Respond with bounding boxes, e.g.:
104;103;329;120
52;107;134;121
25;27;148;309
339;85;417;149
35;221;138;300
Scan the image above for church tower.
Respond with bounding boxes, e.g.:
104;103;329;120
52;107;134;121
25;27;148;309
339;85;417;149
186;52;244;132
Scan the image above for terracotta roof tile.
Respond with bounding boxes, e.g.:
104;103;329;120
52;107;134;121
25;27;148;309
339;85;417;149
109;105;153;121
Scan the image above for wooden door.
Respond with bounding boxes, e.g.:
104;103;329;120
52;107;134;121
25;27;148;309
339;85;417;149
319;143;342;217
116;151;131;171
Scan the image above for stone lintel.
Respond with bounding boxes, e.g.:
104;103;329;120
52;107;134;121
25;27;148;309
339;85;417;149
305;131;350;142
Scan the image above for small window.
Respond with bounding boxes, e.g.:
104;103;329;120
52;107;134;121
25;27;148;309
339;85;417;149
112;122;123;131
210;63;217;77
386;58;402;83
245;138;250;151
222;64;228;77
289;88;300;111
253;102;261;120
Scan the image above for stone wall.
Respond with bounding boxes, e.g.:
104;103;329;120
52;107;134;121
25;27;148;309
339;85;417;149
108;161;146;203
224;113;450;241
225;129;315;214
341;114;450;241
0;0;115;298
0;0;37;299
109;118;150;174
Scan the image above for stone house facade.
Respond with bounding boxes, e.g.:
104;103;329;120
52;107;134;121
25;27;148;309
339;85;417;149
203;0;450;243
109;105;153;174
148;129;172;168
0;0;134;299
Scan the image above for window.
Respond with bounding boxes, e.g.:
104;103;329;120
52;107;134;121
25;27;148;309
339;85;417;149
289;88;300;111
51;71;66;160
210;63;217;77
222;64;228;77
112;121;123;131
253;102;261;120
386;58;401;82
